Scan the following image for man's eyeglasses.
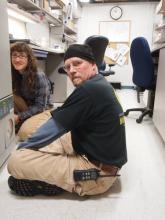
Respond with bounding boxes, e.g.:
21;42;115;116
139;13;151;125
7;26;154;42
63;60;83;72
11;53;28;60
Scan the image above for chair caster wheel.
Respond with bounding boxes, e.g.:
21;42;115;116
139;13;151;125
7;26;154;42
136;118;142;123
149;113;153;117
124;111;129;116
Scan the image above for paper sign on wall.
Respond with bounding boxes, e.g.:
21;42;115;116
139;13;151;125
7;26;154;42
117;44;130;56
105;43;130;65
116;55;127;66
105;47;119;61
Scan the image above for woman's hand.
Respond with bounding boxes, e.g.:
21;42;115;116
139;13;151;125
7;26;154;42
14;114;20;125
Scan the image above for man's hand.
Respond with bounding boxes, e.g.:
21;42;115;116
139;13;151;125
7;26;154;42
14;114;20;125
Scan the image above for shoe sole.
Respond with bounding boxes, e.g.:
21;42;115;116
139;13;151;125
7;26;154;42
8;176;64;196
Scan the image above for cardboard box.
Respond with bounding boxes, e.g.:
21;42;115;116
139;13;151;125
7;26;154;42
156;0;165;14
43;0;50;11
49;0;61;9
56;0;66;8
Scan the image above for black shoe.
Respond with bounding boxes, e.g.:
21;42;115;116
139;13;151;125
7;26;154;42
8;176;64;196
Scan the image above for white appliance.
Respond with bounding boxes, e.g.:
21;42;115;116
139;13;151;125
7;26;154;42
0;0;15;168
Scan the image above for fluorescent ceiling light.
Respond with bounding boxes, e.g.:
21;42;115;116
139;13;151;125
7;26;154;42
49;23;56;27
79;0;90;2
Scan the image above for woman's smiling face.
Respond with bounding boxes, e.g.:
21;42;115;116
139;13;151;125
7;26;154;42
11;52;28;73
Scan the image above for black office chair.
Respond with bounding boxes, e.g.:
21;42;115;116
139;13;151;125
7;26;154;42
124;37;156;123
84;35;115;76
99;61;115;76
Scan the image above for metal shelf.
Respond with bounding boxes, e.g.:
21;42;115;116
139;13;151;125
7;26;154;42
31;44;64;54
64;23;77;35
42;8;62;26
63;33;77;43
8;0;41;10
155;24;165;31
7;2;40;23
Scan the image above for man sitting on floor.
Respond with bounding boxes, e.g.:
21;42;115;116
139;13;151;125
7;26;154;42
7;44;127;197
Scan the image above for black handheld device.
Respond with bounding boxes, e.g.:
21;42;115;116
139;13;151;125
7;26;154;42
73;168;100;181
73;168;120;182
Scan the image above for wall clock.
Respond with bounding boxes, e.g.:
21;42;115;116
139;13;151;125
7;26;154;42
110;6;123;20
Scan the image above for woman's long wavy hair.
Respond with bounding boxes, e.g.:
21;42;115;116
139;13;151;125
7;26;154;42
11;42;38;94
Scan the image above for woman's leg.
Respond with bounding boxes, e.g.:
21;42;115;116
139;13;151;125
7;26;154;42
13;95;28;133
13;94;28;113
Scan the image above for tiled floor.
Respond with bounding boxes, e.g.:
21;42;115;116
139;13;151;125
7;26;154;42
0;89;165;220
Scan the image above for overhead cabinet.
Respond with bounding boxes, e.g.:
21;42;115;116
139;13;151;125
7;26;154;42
156;0;165;13
8;0;78;42
8;0;62;25
153;0;165;46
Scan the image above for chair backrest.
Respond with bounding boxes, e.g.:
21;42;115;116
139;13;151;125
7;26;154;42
130;37;155;89
84;35;109;69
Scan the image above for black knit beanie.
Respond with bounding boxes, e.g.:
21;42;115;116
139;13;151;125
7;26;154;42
64;44;96;63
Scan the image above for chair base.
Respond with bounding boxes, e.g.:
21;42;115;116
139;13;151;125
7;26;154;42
124;108;153;123
111;82;121;89
99;70;115;76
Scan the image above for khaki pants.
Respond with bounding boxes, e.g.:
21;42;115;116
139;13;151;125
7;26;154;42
7;133;117;196
17;110;51;141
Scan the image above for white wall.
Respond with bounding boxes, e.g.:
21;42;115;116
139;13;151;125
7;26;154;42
77;2;157;86
8;17;27;39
